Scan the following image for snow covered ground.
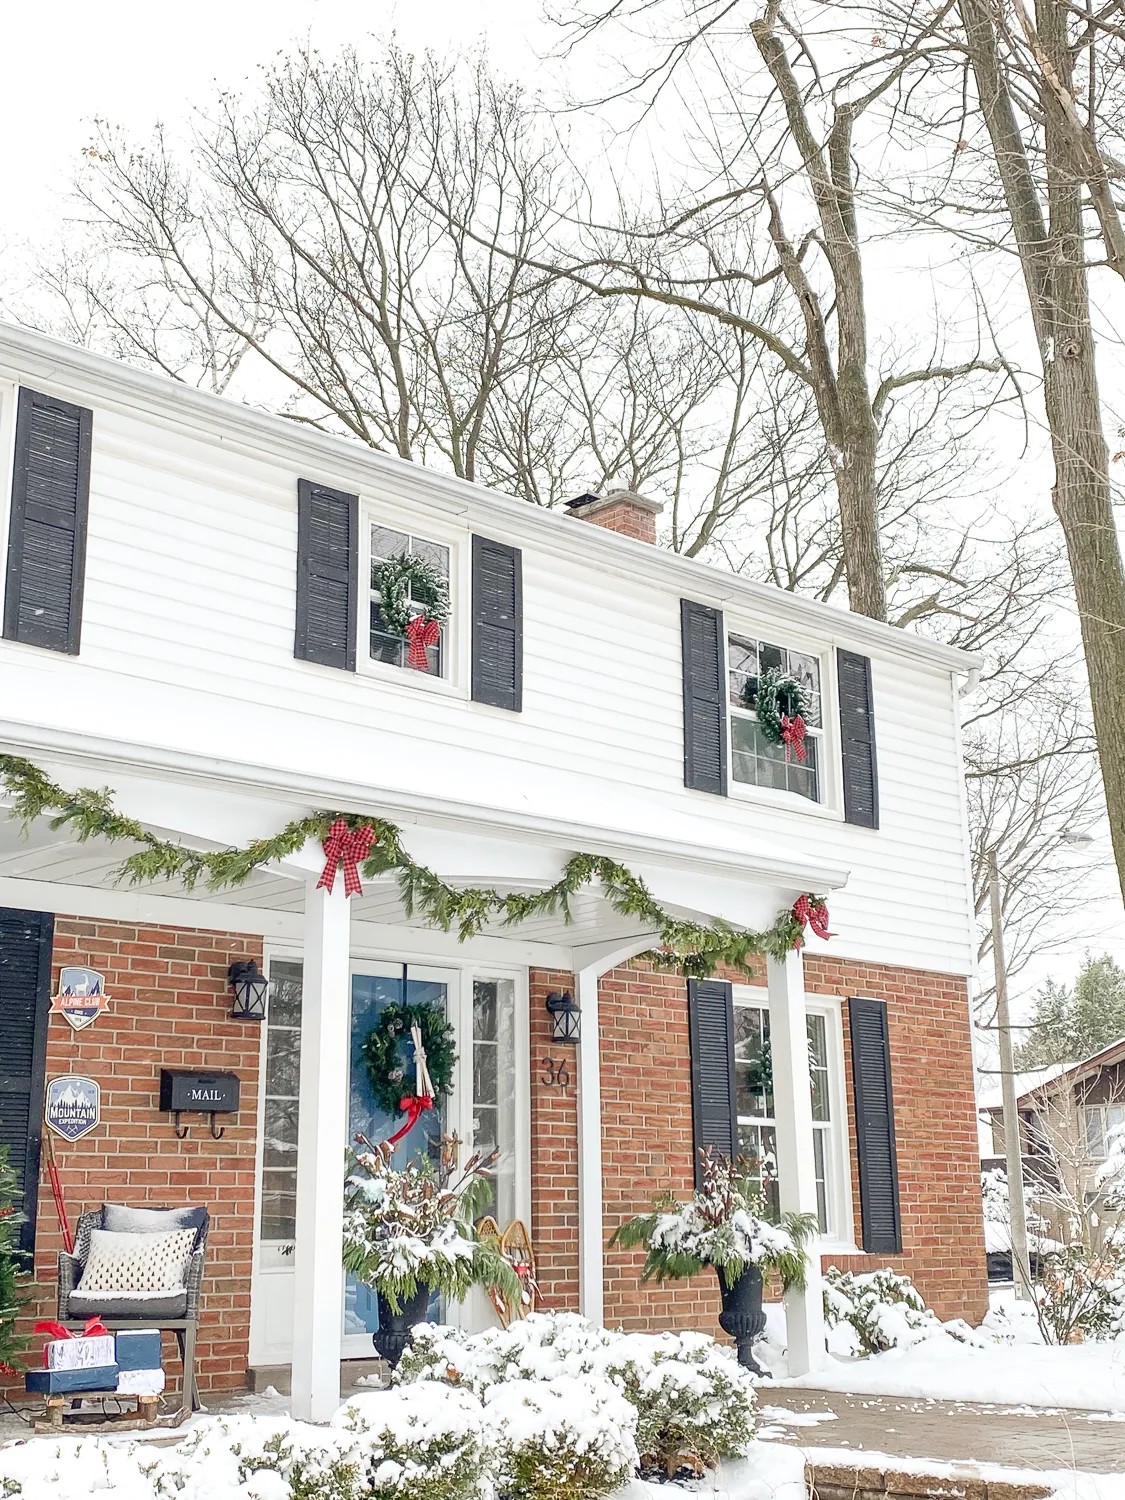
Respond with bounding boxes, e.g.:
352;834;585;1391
802;1446;1125;1500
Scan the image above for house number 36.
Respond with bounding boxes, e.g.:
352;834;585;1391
541;1057;571;1089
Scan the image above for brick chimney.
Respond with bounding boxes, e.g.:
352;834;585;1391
564;489;663;545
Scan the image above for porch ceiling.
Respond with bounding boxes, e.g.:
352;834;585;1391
0;816;670;950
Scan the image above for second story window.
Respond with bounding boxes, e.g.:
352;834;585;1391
369;524;451;677
727;635;823;803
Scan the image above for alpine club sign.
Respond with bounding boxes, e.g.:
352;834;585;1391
51;967;111;1031
44;1076;101;1142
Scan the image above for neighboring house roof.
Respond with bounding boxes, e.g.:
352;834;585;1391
977;1038;1125;1123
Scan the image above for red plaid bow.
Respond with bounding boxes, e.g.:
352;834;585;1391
317;819;376;898
405;614;441;671
33;1317;110;1367
792;894;833;942
780;713;808;762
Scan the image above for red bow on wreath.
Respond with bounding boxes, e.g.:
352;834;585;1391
33;1317;110;1367
780;713;808;762
792;893;833;943
405;614;441;671
317;819;376;899
384;1021;436;1147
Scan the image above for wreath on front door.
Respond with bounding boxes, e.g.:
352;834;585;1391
372;553;450;670
361;1001;457;1120
746;667;811;763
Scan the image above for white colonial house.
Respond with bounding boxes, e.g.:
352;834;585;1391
0;322;983;1422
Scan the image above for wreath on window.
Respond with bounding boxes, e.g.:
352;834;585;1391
361;1001;457;1119
746;667;811;762
373;552;450;670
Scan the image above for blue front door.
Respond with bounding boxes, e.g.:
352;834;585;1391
345;969;448;1343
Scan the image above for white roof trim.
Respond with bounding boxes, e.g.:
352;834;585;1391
0;320;978;676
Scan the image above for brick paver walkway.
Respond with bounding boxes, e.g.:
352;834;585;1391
761;1387;1125;1472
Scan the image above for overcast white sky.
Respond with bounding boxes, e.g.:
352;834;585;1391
1;0;1122;1017
0;1;548;244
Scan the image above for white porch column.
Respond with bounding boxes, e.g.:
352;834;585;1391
575;963;604;1324
766;948;826;1376
291;874;351;1422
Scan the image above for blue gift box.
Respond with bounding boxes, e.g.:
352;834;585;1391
115;1330;162;1372
26;1364;119;1395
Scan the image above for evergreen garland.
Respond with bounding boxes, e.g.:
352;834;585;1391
746;667;810;746
0;754;822;977
361;1002;457;1117
373;552;449;638
0;1145;27;1375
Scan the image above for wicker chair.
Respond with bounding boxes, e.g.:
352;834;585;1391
56;1206;209;1418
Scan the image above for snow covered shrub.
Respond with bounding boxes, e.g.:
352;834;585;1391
332;1384;489;1500
0;1437;162;1499
397;1312;756;1476
485;1375;638;1500
159;1415;361;1500
822;1266;941;1354
1034;1242;1125;1344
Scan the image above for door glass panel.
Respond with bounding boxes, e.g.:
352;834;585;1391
472;977;517;1225
346;971;447;1339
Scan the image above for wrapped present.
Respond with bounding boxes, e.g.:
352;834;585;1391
33;1319;115;1372
26;1365;119;1395
115;1330;163;1372
116;1368;165;1397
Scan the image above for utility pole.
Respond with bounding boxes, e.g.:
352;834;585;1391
989;849;1032;1299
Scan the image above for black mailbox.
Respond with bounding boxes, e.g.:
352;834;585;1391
160;1069;240;1139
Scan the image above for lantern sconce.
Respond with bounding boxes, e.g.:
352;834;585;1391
227;959;269;1022
545;989;581;1043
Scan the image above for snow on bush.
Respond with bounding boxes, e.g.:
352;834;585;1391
332;1384;487;1500
485;1375;638;1500
822;1266;941;1354
396;1311;757;1474
159;1414;361;1500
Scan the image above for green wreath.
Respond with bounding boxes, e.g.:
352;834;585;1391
373;553;450;639
361;1002;457;1117
746;666;811;745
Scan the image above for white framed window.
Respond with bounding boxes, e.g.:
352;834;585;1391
1083;1103;1125;1160
732;988;853;1243
368;522;452;678
727;635;825;803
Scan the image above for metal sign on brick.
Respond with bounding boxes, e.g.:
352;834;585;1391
51;967;111;1031
44;1076;101;1142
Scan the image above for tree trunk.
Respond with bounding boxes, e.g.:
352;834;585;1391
960;0;1125;904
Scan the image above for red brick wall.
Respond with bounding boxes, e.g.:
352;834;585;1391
529;954;987;1334
529;969;580;1309
7;917;262;1400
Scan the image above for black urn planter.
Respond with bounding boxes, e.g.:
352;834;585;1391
373;1284;431;1369
716;1264;767;1374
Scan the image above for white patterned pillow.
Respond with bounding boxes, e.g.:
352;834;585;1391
78;1228;196;1294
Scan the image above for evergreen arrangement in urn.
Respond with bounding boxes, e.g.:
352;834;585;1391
342;1141;520;1313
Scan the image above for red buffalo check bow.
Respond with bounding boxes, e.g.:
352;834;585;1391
792;893;833;943
405;614;441;670
317;819;376;898
780;712;808;762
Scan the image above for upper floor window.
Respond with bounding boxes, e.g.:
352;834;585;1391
369;524;450;677
727;635;823;803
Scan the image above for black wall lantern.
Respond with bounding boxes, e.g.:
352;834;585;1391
545;989;581;1043
228;959;269;1022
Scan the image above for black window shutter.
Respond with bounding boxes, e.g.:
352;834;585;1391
295;479;358;671
0;908;53;1257
849;996;902;1253
3;388;92;655
838;649;879;828
681;600;728;795
688;978;736;1186
472;535;523;711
